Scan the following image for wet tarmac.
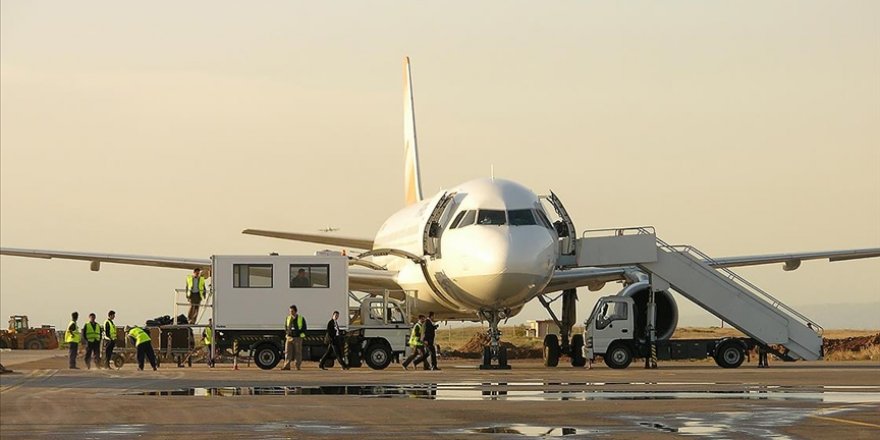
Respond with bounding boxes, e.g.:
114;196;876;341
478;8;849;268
1;355;878;439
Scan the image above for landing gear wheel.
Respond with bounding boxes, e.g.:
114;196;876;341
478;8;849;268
543;334;560;367
570;334;586;367
24;338;45;350
714;341;745;369
604;343;632;369
254;344;281;370
365;343;392;370
320;357;335;369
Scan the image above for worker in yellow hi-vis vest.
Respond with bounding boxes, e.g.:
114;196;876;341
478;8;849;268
186;268;208;323
65;311;81;369
126;326;158;371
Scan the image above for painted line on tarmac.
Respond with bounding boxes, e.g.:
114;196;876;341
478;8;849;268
809;415;880;429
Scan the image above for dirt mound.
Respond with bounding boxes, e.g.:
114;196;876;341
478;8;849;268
823;333;880;360
444;332;541;359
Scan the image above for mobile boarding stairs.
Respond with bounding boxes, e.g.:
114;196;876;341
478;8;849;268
572;227;823;361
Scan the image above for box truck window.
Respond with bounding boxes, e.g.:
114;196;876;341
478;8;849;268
289;264;330;288
233;264;273;288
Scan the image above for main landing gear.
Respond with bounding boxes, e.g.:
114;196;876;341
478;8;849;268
538;289;586;367
479;309;511;370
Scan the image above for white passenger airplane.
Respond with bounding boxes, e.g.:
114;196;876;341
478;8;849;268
2;58;879;367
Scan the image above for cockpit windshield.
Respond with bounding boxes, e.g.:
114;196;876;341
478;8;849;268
508;209;537;226
477;210;507;225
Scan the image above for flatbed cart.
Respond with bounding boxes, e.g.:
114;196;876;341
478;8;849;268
107;325;208;369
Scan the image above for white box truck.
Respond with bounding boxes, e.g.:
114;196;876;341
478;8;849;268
210;254;412;370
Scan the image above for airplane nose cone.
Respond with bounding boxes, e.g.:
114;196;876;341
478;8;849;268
442;225;558;309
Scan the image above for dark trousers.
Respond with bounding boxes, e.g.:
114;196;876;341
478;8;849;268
425;340;438;369
104;340;116;368
84;341;101;369
68;342;78;368
403;346;428;369
319;337;348;369
137;342;158;370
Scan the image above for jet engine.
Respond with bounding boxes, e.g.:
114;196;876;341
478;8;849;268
616;281;678;340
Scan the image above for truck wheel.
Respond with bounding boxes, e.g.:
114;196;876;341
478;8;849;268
570;334;586;367
714;341;745;368
365;343;392;370
111;354;125;369
604;343;632;369
254;344;281;370
543;334;560;367
25;338;45;350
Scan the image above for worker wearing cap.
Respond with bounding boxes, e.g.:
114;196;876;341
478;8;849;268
280;305;306;370
82;313;103;369
126;326;158;371
186;268;208;323
103;311;117;369
65;311;81;369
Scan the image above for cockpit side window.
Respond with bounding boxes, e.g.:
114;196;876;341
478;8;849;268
458;210;477;228
449;211;467;229
477;210;506;225
534;209;553;230
508;209;536;226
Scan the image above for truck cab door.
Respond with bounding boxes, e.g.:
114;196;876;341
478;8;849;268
591;298;632;354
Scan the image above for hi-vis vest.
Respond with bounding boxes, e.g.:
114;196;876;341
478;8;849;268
104;319;117;341
84;322;102;342
186;275;207;300
65;321;81;344
128;327;151;346
286;315;305;338
203;326;213;345
409;322;423;347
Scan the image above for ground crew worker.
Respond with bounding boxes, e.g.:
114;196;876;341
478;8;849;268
126;326;158;371
202;318;214;368
186;267;207;323
424;311;440;370
281;305;306;370
103;310;117;369
82;313;102;369
402;315;429;370
65;312;81;369
318;311;348;370
758;345;770;368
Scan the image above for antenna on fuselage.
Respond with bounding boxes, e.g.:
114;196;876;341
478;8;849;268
491;164;495;181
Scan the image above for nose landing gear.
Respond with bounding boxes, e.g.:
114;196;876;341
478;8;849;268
479;309;511;370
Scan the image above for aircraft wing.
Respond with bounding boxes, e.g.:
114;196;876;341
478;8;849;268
0;246;399;290
707;248;880;270
543;267;632;293
348;267;402;291
242;229;374;250
0;247;210;271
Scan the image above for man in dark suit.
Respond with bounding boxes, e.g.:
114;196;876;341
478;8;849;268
424;311;440;370
319;311;348;370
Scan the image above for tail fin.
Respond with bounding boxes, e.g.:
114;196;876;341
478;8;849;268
403;56;423;205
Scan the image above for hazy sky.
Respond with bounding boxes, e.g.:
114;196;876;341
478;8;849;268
2;1;878;330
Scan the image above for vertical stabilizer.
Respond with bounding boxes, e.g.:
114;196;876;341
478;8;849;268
403;56;423;205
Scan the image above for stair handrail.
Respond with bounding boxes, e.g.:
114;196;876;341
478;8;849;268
654;238;824;337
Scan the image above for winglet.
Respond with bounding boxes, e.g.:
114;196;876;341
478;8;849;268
403;56;423;206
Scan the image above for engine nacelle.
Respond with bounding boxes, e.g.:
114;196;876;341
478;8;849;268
617;281;678;340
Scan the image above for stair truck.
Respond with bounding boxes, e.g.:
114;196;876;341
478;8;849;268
209;254;412;370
